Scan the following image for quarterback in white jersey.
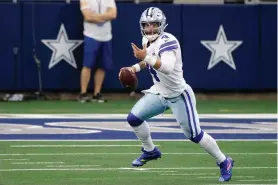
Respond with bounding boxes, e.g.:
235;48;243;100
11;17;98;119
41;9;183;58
141;32;187;98
119;7;234;182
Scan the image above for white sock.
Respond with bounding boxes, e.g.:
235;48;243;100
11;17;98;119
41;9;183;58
199;132;226;163
132;121;155;152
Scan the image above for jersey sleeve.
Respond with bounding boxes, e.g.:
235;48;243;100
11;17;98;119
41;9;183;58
158;38;179;57
158;50;176;74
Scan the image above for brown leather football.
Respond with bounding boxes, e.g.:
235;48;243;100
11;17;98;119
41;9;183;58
119;68;138;91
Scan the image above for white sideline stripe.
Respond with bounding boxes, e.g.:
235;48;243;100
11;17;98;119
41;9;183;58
12;162;64;164
1;159;28;161
0;152;276;156
0;139;276;141
10;145;152;148
0;113;276;119
0;166;276;172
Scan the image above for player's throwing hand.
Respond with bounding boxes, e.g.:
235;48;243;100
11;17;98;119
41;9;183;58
131;43;147;60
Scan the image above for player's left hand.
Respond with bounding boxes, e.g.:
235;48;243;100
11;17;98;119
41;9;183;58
131;43;147;60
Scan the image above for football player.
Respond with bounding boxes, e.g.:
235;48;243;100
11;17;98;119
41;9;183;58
119;7;234;182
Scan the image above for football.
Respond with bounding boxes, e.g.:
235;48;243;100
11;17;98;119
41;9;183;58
119;68;138;91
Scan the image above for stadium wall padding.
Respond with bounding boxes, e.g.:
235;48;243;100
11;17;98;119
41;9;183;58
0;2;276;91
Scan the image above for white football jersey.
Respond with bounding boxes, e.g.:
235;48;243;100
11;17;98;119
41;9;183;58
142;32;187;98
80;0;116;41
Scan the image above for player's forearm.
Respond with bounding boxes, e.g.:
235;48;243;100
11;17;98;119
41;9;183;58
132;61;146;72
146;59;168;72
144;52;175;74
143;56;163;71
139;61;147;70
152;60;162;70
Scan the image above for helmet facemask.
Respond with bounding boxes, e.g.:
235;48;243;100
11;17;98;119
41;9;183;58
140;22;162;42
140;7;167;42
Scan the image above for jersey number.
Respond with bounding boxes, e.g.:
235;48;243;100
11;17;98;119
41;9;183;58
148;65;160;82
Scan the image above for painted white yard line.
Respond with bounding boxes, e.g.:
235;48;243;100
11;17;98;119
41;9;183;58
198;176;254;179
239;179;277;182
1;159;29;161
0;152;276;156
0;139;276;141
10;144;158;148
0;166;276;172
120;170;177;173
160;173;216;176
206;184;277;185
232;176;255;178
120;167;276;170
12;162;64;165
47;165;100;168
198;176;221;179
0;113;276;119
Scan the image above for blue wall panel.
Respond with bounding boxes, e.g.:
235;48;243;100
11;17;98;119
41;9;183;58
182;5;260;90
0;3;21;90
0;2;275;91
21;3;83;90
259;5;277;89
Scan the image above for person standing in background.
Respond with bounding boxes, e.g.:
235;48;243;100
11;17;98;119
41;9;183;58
79;0;117;103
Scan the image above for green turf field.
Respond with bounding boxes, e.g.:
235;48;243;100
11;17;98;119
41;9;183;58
0;141;277;185
0;99;276;113
0;99;277;185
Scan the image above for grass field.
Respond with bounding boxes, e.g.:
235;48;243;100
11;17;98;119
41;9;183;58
0;99;276;113
0;141;277;185
0;99;277;185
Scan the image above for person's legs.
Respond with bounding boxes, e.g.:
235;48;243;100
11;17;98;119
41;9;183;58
81;67;91;94
92;40;113;103
79;36;101;103
127;93;168;166
168;85;234;182
93;68;105;97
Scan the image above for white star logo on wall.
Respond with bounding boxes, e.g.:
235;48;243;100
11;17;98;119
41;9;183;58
41;24;83;69
201;25;243;70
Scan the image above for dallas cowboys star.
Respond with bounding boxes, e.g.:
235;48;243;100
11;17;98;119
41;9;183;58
41;24;83;69
201;25;242;70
